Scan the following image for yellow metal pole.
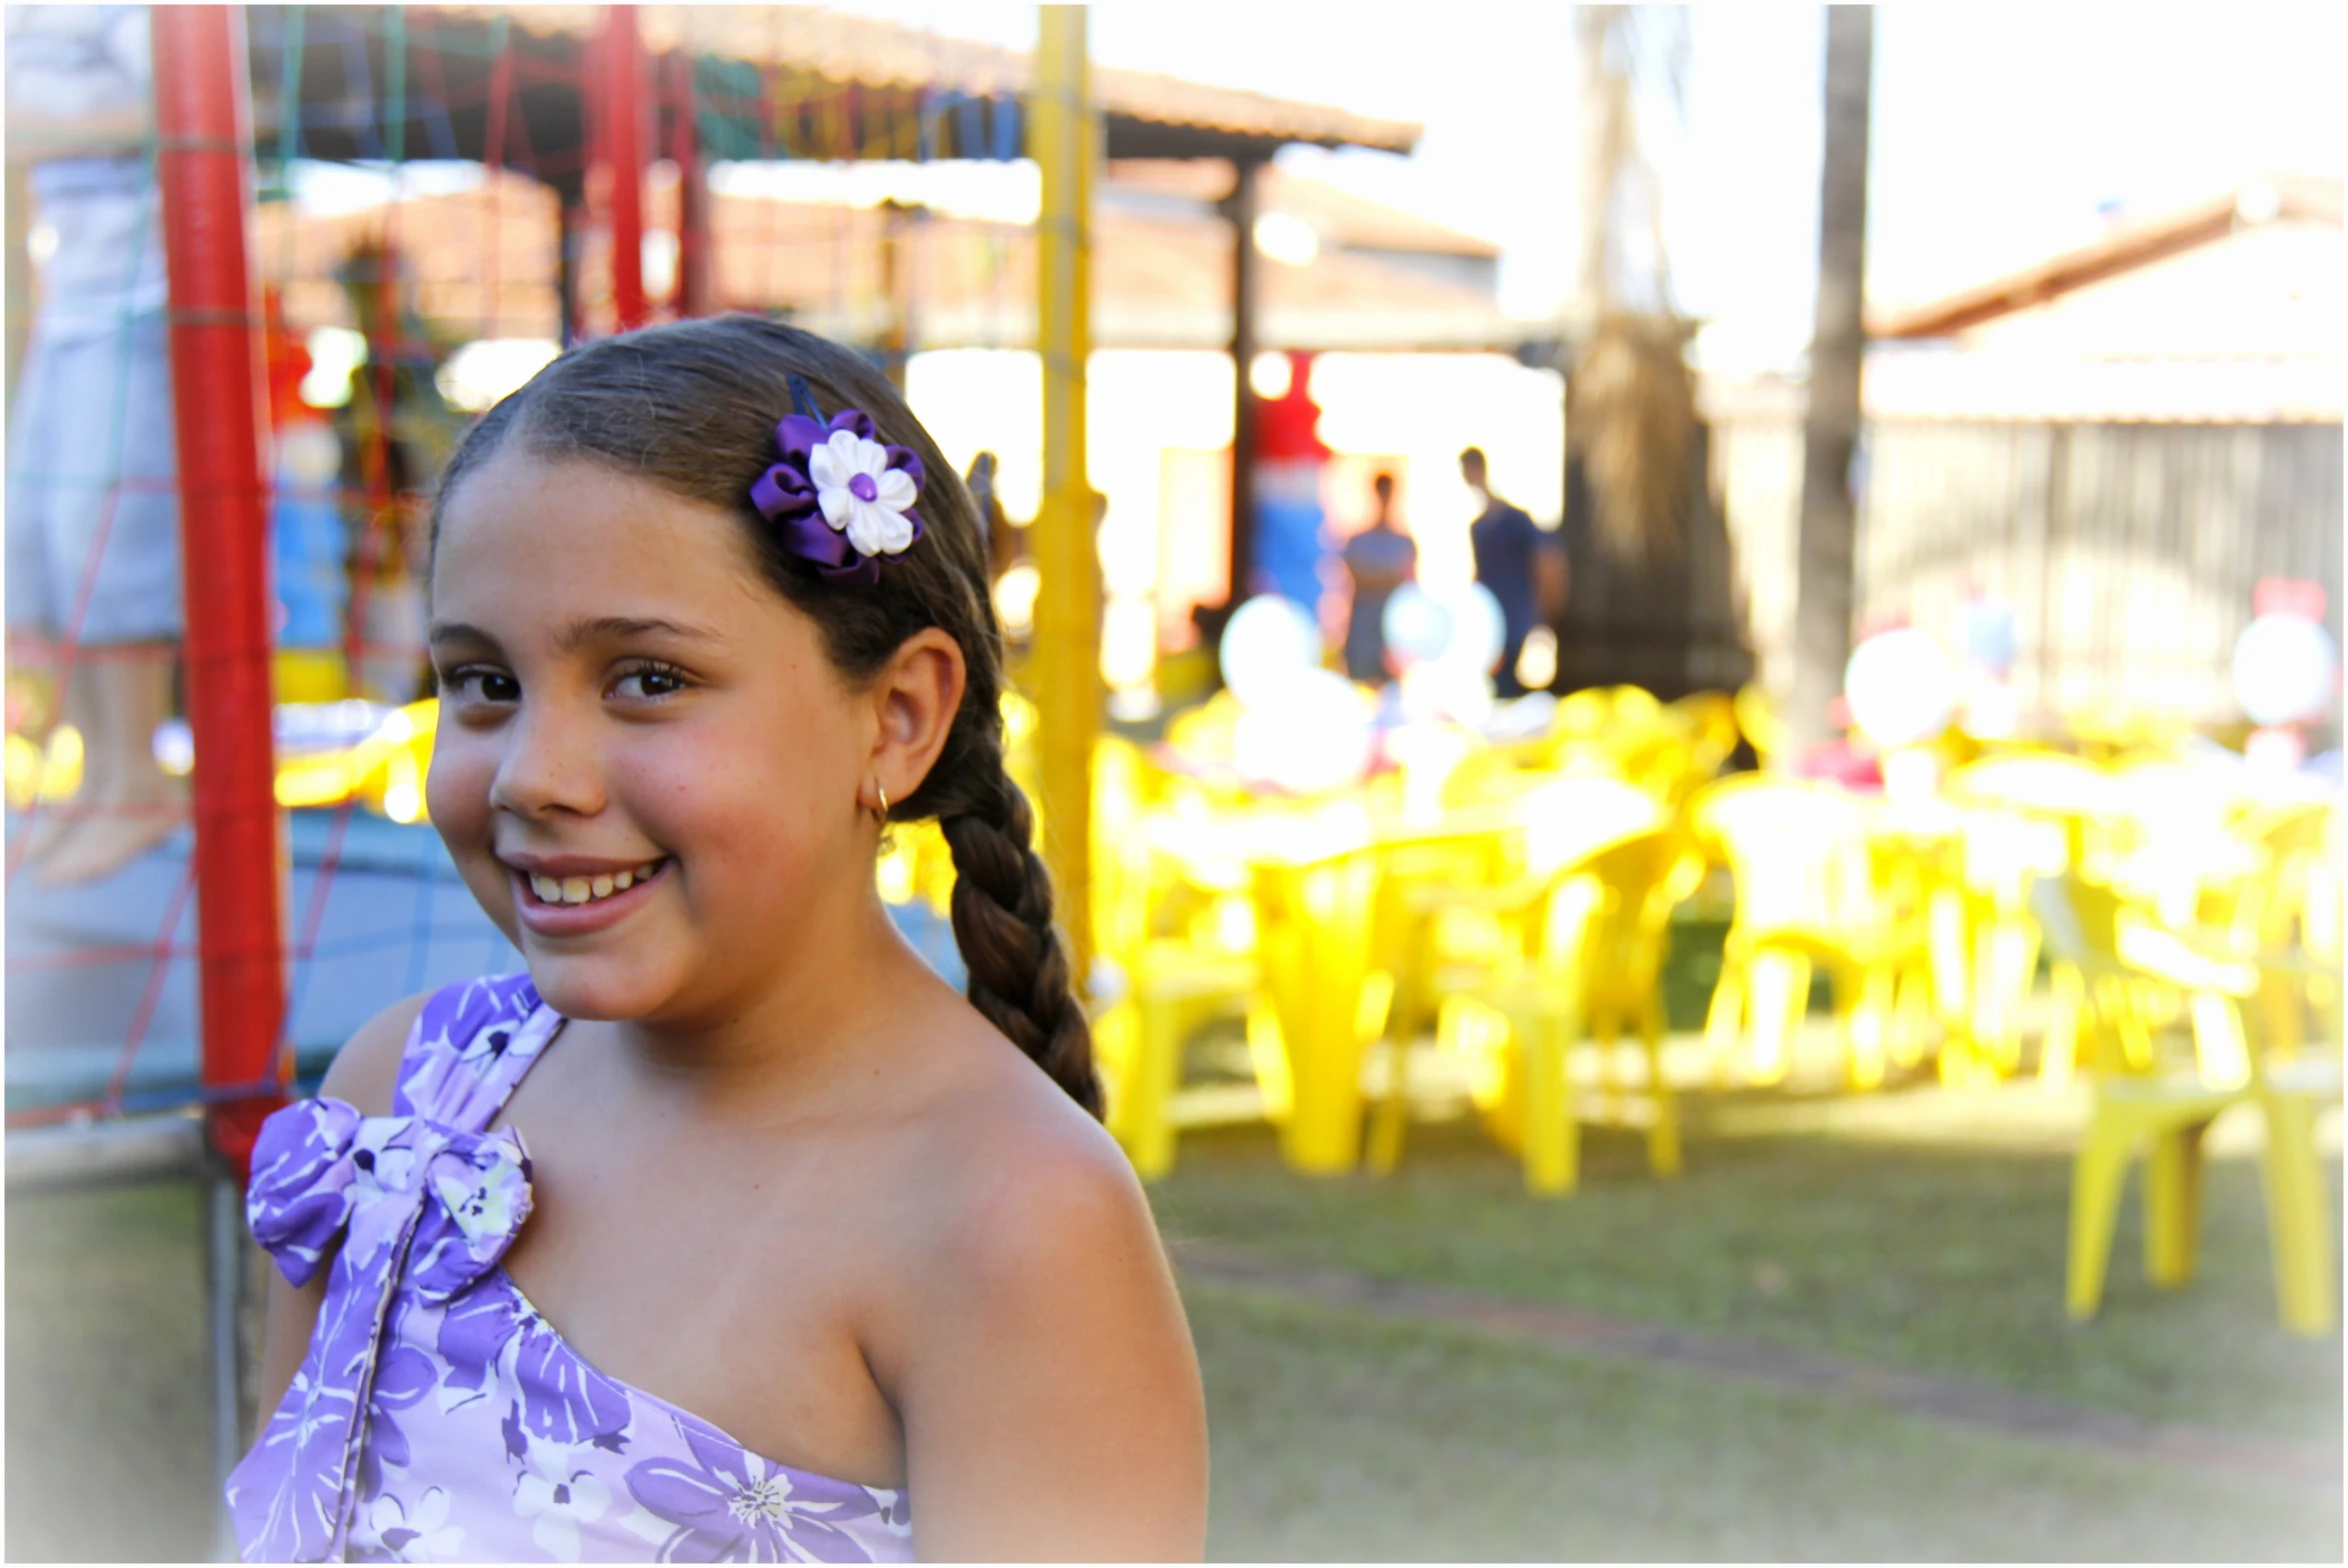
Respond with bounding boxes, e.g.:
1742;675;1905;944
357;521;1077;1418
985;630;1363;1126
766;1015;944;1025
1031;5;1099;976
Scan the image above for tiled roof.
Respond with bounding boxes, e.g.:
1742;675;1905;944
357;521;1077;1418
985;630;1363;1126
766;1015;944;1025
422;5;1419;157
256;165;1523;353
1868;175;2341;341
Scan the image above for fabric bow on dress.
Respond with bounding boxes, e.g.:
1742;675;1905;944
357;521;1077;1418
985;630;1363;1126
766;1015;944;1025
229;1097;534;1562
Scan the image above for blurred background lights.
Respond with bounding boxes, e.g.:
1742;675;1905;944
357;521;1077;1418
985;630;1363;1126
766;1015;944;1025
299;325;367;409
2232;613;2340;728
1218;594;1322;708
1382;582;1506;677
1514;626;1559;692
435;338;562;415
1247;350;1294;401
1435;583;1505;676
1250;210;1320;268
1843;628;1958;749
1381;584;1454;669
641;229;680;302
993;562;1041;641
1232;668;1375;794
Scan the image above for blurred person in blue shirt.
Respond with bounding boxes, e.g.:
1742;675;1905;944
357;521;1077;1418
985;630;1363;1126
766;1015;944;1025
1461;446;1564;697
1341;471;1416;685
6;4;187;885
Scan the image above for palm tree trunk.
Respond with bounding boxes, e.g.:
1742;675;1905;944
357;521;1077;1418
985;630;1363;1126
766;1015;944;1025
1787;6;1874;756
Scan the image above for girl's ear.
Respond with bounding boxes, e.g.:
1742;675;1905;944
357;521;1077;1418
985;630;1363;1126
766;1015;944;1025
870;628;966;807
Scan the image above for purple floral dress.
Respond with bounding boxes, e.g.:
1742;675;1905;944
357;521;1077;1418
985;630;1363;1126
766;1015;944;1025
226;974;915;1563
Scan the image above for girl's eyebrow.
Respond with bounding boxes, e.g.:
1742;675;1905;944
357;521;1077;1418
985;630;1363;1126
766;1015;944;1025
427;617;725;653
429;621;498;650
553;615;727;653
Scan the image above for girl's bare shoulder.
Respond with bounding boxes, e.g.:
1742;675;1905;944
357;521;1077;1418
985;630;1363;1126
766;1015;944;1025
853;994;1168;1309
848;1003;1207;1557
318;990;431;1115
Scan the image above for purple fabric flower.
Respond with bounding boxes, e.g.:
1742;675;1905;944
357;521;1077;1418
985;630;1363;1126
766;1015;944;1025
627;1416;894;1563
750;408;926;589
230;1096;537;1559
247;1097;365;1287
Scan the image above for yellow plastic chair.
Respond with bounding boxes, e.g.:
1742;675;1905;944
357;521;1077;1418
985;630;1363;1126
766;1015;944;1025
1940;751;2121;1078
1664;690;1742;784
2213;800;2341;1059
1376;824;1699;1193
1731;684;1787;773
1089;737;1267;1179
1692;776;1936;1088
2065;926;2342;1336
2032;873;2159;1090
1385;776;1663;1052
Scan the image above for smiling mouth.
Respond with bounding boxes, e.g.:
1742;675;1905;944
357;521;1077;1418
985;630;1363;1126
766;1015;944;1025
517;857;669;907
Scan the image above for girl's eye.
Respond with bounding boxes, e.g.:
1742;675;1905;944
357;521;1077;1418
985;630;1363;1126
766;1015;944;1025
447;668;520;704
613;664;691;701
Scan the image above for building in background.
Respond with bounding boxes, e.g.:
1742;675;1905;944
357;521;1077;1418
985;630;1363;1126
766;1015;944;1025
1708;175;2343;736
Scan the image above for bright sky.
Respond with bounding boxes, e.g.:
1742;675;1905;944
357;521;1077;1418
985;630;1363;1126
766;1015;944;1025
833;2;2346;375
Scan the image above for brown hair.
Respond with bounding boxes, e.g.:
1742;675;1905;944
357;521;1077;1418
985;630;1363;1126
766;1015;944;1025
432;315;1101;1117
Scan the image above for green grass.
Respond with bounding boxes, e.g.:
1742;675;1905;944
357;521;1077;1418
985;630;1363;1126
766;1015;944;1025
7;1181;221;1562
8;1077;2341;1562
1152;1093;2344;1444
1190;1283;2339;1561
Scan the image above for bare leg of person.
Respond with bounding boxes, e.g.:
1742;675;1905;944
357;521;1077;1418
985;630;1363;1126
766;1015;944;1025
37;644;188;886
14;643;82;863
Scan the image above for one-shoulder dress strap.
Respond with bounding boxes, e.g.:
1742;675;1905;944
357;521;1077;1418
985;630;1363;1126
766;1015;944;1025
390;972;564;1133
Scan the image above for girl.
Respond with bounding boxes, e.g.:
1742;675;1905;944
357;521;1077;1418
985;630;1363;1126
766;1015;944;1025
229;318;1209;1562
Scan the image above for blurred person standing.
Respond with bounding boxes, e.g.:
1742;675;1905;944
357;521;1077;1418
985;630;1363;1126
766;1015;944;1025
1341;471;1416;685
968;450;1021;585
1461;446;1563;697
5;4;187;885
334;241;461;704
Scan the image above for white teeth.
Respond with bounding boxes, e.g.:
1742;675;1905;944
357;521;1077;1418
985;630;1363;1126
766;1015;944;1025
523;860;660;905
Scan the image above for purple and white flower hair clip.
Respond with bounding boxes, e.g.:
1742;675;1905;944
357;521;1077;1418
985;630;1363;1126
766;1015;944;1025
748;374;927;588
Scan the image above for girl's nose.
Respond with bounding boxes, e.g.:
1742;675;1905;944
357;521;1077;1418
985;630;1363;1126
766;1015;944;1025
487;702;607;820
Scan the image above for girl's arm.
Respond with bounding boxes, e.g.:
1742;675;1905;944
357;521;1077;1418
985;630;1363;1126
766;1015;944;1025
891;1131;1208;1562
251;993;428;1420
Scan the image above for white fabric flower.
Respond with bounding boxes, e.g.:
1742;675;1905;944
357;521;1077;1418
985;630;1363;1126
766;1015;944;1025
365;1487;466;1563
808;428;919;559
514;1436;612;1562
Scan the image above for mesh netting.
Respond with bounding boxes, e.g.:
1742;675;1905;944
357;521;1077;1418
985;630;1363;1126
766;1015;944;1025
5;6;994;1131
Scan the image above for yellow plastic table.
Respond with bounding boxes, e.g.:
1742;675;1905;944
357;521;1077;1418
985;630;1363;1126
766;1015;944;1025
1144;795;1519;1173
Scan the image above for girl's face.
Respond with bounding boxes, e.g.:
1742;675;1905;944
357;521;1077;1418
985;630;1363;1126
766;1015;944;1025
426;449;878;1025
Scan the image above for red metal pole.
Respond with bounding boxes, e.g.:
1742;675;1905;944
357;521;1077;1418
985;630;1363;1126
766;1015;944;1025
600;5;649;331
152;6;287;1179
667;51;711;320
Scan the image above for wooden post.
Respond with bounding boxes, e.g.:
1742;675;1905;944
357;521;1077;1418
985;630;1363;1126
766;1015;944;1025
1225;156;1265;605
1031;6;1099;975
152;5;287;1178
1787;6;1874;756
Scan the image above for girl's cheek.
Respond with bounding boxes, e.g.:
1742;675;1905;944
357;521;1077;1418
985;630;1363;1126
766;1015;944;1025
424;735;497;851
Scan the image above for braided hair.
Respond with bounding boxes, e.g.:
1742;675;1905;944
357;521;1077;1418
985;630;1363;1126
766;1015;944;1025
431;317;1102;1116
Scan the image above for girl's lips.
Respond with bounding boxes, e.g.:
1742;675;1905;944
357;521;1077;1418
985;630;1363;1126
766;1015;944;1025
510;857;669;937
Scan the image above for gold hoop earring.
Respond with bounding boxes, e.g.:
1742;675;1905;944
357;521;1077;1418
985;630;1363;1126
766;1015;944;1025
870;780;890;825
